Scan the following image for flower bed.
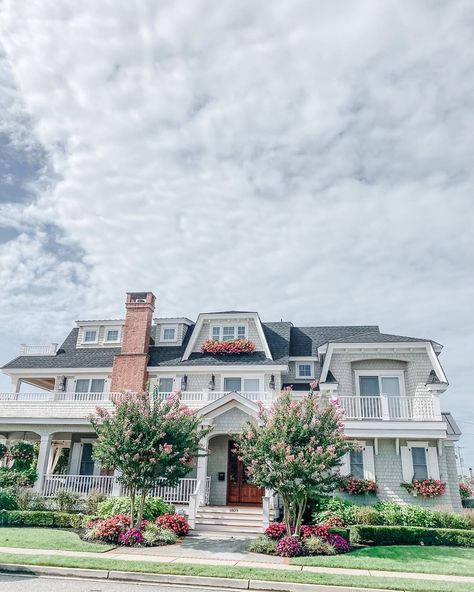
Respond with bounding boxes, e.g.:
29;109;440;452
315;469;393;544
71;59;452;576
341;477;377;496
201;339;256;355
402;479;446;498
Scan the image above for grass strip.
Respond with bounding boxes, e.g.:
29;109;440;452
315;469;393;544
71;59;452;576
0;552;472;592
0;528;114;553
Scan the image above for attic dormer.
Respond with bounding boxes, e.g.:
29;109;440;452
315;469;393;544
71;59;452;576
153;317;193;347
75;320;125;348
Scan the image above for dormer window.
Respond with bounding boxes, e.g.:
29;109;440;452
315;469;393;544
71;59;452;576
105;328;121;343
160;325;178;342
211;325;247;342
296;362;314;378
83;329;98;343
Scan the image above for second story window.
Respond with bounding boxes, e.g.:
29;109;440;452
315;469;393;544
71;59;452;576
350;450;364;479
75;378;105;393
358;375;402;397
105;328;120;343
296;363;313;378
160;325;177;342
211;325;247;342
83;329;98;343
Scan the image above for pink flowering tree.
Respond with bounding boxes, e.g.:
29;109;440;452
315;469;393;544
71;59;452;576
91;392;212;527
234;386;355;537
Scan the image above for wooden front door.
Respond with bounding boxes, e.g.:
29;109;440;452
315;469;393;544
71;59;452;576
227;441;263;504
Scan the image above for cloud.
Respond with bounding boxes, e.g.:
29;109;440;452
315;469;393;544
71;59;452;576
0;0;473;467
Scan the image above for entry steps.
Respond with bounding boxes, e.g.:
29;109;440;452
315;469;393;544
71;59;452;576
194;505;274;535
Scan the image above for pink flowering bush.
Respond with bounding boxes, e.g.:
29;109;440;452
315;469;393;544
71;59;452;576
118;528;144;546
265;522;288;539
234;386;356;537
325;533;350;553
91;391;212;527
341;477;378;496
275;536;304;557
93;514;131;542
201;339;256;355
402;479;446;498
155;513;189;536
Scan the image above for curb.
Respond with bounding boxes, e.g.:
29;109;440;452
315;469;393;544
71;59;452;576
0;562;402;592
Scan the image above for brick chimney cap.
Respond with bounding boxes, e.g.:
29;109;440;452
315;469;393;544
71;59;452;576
126;292;156;306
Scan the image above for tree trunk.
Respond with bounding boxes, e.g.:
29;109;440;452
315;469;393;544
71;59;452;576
136;489;148;528
129;486;136;527
281;493;292;536
294;493;307;538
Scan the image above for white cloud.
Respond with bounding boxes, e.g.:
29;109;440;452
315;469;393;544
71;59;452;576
0;0;473;467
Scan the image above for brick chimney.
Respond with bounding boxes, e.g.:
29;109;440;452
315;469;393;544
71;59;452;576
111;292;155;392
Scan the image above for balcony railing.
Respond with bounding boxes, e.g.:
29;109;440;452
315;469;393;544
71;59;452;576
155;390;274;407
0;391;113;402
20;343;58;356
337;395;439;420
42;474;211;504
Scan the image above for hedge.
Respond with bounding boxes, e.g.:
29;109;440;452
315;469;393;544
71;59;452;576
350;525;474;547
0;510;94;528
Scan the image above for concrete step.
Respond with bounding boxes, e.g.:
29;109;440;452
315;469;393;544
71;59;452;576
194;523;262;534
195;511;263;520
198;505;264;514
195;518;262;527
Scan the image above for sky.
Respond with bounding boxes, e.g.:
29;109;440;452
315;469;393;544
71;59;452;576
0;1;473;471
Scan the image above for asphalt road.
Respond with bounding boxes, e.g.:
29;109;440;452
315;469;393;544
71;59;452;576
0;573;237;592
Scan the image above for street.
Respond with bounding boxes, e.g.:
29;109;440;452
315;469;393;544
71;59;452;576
0;573;239;592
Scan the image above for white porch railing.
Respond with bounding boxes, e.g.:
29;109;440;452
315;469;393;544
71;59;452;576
42;474;115;497
148;476;211;504
0;392;114;402
338;395;437;420
20;343;58;356
155;390;273;407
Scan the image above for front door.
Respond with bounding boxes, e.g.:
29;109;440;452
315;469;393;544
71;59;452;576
227;441;263;504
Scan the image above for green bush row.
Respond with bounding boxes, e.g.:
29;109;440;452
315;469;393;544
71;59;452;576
0;510;94;528
313;497;474;530
350;525;474;547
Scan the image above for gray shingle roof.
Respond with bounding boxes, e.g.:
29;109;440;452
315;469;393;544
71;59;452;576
2;328;119;370
328;331;432;344
289;326;380;356
442;412;461;436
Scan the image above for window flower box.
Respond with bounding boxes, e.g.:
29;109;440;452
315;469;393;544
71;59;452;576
401;479;446;498
340;477;378;496
201;339;256;355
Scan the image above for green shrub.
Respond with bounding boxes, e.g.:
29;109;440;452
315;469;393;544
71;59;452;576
433;511;470;530
312;497;359;525
350;525;474;547
303;535;336;555
15;488;47;511
141;522;178;546
247;535;277;554
0;488;17;511
97;496;174;520
86;489;107;516
354;506;379;525
0;510;93;528
0;468;37;488
465;510;474;529
55;490;81;513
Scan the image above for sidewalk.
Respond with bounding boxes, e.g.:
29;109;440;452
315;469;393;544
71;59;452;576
0;543;473;585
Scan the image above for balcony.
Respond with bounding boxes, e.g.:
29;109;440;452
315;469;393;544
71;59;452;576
155;390;274;408
19;343;58;356
337;395;440;421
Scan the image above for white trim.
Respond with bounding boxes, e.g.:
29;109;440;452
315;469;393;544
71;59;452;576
182;313;273;361
75;320;125;327
209;322;248;342
104;326;122;344
426;343;448;384
198;391;259;420
289;357;319;361
219;373;263;391
3;367;114;376
148;364;287;373
296;361;314;379
355;370;406;397
159;324;178;343
82;327;99;344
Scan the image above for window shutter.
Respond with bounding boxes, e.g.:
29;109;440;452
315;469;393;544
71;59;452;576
363;445;375;481
427;447;440;480
400;446;413;482
340;452;350;476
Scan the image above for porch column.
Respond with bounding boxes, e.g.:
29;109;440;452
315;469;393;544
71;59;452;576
34;433;53;493
196;435;209;505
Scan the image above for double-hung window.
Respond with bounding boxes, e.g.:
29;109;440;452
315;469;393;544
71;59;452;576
296;363;313;378
223;377;260;393
160;325;177;342
105;327;121;343
211;325;247;342
83;329;98;343
411;447;429;480
350;450;364;479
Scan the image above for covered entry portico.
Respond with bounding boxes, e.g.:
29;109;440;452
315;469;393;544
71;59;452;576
195;392;263;506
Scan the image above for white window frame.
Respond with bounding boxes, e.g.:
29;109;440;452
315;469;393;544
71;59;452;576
83;327;99;344
354;370;406;397
220;373;263;392
210;323;248;342
296;361;314;379
74;377;107;393
160;324;178;343
105;326;121;343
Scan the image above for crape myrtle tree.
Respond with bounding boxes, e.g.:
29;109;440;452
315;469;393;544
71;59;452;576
234;385;356;537
91;392;212;527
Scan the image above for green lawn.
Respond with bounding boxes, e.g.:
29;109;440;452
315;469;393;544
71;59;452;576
291;545;474;576
0;554;472;592
0;528;114;553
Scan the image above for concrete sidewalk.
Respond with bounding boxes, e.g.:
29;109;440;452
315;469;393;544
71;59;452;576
0;543;473;585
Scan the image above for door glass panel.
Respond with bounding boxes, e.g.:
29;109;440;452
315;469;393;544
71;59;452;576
75;379;90;393
243;378;260;392
224;377;242;392
381;377;400;396
90;379;105;393
159;378;174;392
228;443;239;484
80;443;95;476
359;376;380;396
